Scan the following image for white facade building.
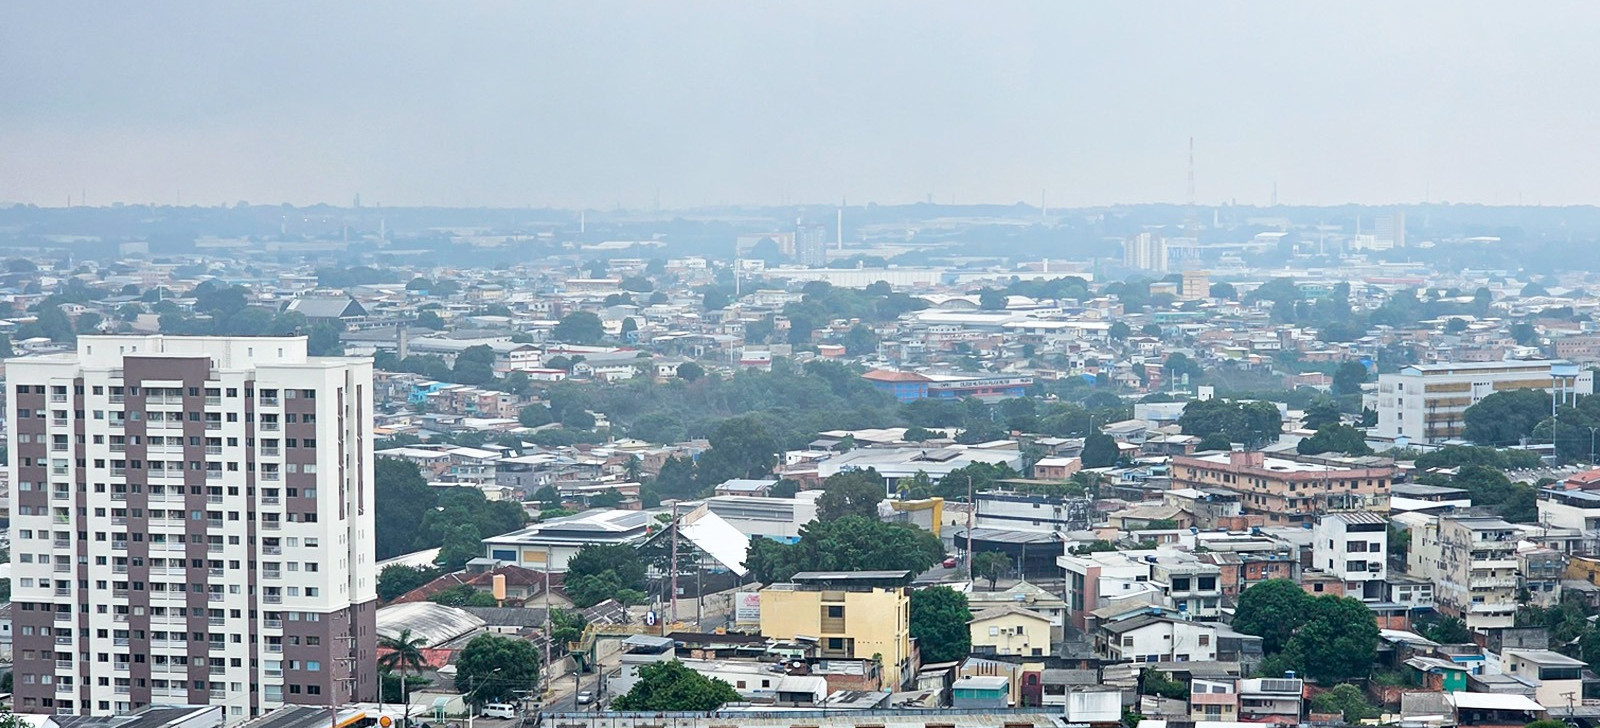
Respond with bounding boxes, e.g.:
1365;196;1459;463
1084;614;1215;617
6;336;377;718
1374;360;1590;443
1312;512;1389;601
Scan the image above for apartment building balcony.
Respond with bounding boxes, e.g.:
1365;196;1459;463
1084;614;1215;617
56;683;74;694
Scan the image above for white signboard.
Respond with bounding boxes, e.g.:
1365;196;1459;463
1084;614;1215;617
734;592;761;623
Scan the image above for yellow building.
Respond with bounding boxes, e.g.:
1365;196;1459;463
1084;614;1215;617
759;571;914;688
968;606;1053;658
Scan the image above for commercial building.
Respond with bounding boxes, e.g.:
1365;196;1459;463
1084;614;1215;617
481;509;653;572
7;335;378;717
1373;360;1591;443
759;571;913;689
860;370;1032;404
1169;451;1393;524
1312;512;1389;602
1407;515;1521;630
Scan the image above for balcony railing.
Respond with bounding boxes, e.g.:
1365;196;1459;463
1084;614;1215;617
263;595;282;604
265;643;283;653
263;619;283;629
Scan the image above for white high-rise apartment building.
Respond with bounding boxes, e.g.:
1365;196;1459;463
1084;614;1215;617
1123;232;1168;273
7;336;377;719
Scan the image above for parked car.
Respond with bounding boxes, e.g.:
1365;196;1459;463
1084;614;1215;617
942;556;958;568
576;691;594;706
481;704;516;719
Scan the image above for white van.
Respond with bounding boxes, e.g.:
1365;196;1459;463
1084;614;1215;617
480;704;516;719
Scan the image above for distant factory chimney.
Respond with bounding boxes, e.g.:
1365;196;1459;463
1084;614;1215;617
396;324;410;360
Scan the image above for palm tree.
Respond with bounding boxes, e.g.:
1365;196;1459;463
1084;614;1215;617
379;629;429;723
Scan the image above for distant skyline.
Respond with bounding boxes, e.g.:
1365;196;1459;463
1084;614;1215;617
5;3;1600;210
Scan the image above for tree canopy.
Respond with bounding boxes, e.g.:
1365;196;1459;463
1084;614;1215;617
454;633;541;705
745;516;945;584
1463;389;1552;447
611;660;742;711
910;586;971;663
565;543;648;608
816;469;886;521
1232;579;1379;684
1179;398;1282;447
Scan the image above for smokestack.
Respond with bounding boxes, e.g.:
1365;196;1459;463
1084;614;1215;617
837;207;843;250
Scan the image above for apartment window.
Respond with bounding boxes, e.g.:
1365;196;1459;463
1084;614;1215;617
825;605;843;618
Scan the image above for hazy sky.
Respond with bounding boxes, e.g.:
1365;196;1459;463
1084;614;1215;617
4;2;1600;209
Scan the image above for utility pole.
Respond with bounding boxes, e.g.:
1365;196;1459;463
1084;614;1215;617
669;502;680;624
966;475;975;583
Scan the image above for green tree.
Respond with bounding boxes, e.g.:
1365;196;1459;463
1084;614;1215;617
972;551;1012;589
745;516;945;584
1196;432;1231;451
435;523;483;572
379;628;431;717
1140;669;1188;700
1464;389;1552;447
564;543;647;608
1285;595;1380;684
518;404;554;428
1232;579;1311;655
1332;361;1369;397
978;288;1007;310
1311;683;1378;722
1081;432;1119;468
1302;400;1342;431
1108;321;1131;340
1413;613;1472;644
612;660;742;711
553;311;606;344
454;633;541;705
1209;282;1237;299
816;469;885;521
375;458;436;560
378;564;440;603
910;586;971;664
1297;424;1373;456
841;324;879;356
676;361;704;381
37;304;75;343
416;310;445;330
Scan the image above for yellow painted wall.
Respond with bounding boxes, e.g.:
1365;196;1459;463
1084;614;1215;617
760;585;912;686
969;612;1052;657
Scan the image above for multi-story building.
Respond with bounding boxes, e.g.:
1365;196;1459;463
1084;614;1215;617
759;571;913;689
1169;451;1393;525
1312;512;1389;601
1374;360;1591;443
1408;515;1521;630
1123;232;1168;273
7;335;378;718
1092;613;1218;663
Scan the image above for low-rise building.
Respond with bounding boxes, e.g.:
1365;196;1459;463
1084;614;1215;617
968;606;1053;658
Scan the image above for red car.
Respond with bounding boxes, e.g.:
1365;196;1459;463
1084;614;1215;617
942;556;958;568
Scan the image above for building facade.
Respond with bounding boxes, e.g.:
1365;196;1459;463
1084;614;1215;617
1408;515;1521;631
1169;451;1393;524
1312;512;1389;602
7;335;378;718
758;571;913;689
1374;360;1591;442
